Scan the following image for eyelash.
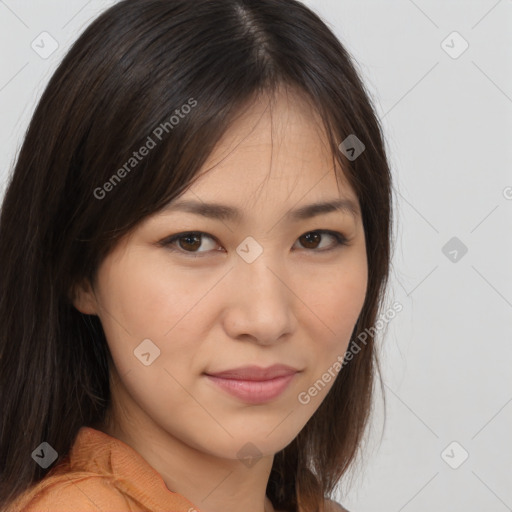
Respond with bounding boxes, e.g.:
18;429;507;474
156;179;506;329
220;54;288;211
159;230;349;258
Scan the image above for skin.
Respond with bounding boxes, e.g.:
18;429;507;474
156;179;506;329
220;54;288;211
73;85;368;512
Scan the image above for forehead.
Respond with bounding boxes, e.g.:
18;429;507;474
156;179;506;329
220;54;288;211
175;87;359;210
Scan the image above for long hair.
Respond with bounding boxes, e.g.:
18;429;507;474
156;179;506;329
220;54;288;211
0;1;393;510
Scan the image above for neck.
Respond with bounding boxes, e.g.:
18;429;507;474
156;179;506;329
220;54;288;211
98;388;278;512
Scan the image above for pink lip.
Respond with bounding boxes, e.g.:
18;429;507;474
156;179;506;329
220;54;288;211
205;373;297;404
204;364;299;404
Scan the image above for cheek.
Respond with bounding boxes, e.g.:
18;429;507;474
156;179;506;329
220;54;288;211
304;261;367;334
330;270;367;335
92;258;173;368
95;251;223;381
97;251;194;338
301;259;367;371
293;264;367;409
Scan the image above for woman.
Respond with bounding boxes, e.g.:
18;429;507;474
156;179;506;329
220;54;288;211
0;0;393;511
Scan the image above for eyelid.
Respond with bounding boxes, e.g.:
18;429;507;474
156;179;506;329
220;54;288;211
159;229;350;258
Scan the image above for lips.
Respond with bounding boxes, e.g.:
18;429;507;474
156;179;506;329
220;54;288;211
204;364;299;381
204;364;301;404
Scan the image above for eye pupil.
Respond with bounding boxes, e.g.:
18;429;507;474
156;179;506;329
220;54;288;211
180;234;201;251
300;232;320;249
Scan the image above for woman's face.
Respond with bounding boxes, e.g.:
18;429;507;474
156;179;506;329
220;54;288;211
75;88;368;461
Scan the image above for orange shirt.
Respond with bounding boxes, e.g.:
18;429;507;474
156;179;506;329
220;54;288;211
8;426;203;511
8;426;348;512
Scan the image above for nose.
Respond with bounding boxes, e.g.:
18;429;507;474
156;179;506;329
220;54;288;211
221;252;296;345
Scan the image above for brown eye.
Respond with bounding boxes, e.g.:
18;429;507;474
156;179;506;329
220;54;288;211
299;232;321;249
177;233;202;251
163;232;219;256
295;230;348;251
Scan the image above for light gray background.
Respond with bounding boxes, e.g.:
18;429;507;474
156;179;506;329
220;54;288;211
1;1;511;511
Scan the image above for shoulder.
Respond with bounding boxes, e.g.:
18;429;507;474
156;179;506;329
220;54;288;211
8;474;132;512
324;497;351;512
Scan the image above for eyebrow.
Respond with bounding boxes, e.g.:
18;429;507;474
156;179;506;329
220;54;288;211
162;198;360;222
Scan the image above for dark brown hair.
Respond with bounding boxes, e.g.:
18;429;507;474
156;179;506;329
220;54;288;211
0;0;393;510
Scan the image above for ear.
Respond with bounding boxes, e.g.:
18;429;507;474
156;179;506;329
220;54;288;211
70;278;98;315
